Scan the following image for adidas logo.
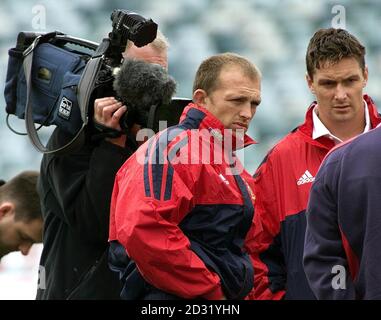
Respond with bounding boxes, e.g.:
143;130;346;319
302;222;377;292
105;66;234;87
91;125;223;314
219;174;230;185
297;170;315;186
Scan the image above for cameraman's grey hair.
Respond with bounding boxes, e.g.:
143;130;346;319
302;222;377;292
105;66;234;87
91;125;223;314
125;29;169;52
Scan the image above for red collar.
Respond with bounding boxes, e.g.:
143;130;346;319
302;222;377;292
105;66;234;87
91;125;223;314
298;94;381;150
180;103;257;150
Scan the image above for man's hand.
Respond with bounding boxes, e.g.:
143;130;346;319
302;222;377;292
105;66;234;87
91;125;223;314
93;97;127;147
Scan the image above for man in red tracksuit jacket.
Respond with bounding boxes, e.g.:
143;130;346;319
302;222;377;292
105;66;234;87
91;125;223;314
248;28;381;299
108;53;262;299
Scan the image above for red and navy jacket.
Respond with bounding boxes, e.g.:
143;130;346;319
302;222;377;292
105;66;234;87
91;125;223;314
304;124;381;299
247;95;381;300
108;103;257;300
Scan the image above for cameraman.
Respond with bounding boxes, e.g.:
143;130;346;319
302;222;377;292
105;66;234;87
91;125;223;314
36;31;169;300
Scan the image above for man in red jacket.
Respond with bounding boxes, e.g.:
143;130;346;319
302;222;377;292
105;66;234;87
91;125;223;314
109;53;262;299
248;28;381;300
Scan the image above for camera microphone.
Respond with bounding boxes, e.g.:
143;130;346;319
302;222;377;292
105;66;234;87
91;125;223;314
113;58;177;130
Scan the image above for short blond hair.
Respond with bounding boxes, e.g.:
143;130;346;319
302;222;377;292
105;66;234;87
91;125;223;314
193;52;261;94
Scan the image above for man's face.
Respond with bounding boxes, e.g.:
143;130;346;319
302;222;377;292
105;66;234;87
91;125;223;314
0;203;42;259
194;65;261;133
123;43;168;69
307;57;368;127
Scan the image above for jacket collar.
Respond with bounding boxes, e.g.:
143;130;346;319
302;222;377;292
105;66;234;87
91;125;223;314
179;103;257;150
298;94;381;150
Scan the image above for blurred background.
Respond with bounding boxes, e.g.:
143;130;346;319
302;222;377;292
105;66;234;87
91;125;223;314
0;0;380;299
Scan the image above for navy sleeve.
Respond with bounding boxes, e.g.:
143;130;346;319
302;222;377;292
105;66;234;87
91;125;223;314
303;154;356;299
249;152;287;300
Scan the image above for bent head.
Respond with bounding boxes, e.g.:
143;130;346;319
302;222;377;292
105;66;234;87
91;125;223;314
192;53;262;133
0;207;42;257
0;171;42;259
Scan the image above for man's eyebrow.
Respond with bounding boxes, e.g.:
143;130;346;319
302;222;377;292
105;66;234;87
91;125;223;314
318;78;336;82
318;74;361;83
253;97;261;105
346;75;361;79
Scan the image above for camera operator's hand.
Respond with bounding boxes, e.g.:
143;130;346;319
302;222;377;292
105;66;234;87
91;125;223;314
94;97;127;147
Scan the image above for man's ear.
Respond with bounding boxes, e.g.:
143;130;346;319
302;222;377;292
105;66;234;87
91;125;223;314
306;73;315;94
193;89;208;107
363;66;369;87
0;202;15;220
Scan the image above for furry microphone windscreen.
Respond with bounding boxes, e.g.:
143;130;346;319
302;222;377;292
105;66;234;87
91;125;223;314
113;58;177;111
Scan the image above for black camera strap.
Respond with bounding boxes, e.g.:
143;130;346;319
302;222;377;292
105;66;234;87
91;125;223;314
23;33;98;154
